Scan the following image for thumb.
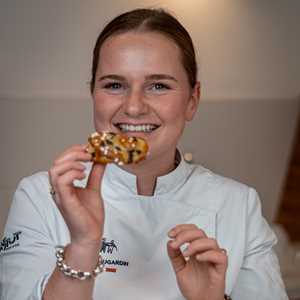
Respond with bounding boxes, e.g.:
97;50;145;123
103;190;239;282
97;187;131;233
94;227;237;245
167;240;186;274
86;163;106;191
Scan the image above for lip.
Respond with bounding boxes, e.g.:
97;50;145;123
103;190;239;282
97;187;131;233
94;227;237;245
113;122;161;126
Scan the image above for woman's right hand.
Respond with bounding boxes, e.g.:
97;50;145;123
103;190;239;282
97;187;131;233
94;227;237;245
48;144;106;248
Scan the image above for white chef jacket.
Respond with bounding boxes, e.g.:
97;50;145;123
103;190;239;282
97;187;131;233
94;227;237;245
0;157;288;300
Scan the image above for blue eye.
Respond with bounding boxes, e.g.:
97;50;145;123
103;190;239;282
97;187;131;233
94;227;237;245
104;82;122;90
150;83;170;91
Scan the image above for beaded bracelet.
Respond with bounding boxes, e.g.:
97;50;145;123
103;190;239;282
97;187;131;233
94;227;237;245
55;246;104;280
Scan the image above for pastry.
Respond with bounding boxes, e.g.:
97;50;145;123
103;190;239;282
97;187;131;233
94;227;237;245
86;131;148;165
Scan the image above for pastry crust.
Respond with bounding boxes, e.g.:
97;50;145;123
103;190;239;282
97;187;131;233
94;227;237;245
86;132;148;165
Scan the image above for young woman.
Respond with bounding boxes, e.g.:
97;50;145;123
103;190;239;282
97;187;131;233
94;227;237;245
0;8;288;300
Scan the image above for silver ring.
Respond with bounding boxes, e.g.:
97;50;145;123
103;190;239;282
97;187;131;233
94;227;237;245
50;186;56;196
220;248;227;255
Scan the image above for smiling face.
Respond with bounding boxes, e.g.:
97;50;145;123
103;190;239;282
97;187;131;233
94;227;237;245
92;31;200;170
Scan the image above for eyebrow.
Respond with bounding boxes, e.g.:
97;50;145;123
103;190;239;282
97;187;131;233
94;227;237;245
145;74;178;82
97;75;125;82
97;74;178;82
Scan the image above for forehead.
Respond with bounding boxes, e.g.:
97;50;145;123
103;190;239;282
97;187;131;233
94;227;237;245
97;31;185;76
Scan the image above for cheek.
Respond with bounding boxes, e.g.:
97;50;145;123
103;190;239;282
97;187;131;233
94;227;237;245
162;100;188;123
93;93;116;115
92;95;112;125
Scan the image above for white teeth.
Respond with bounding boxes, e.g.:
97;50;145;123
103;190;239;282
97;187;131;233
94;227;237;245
118;124;158;132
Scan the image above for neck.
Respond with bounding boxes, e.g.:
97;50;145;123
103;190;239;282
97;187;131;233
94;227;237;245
122;150;177;196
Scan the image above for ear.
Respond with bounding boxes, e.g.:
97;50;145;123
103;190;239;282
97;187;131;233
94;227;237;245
185;81;201;121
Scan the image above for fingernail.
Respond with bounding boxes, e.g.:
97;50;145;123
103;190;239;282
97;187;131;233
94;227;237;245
168;229;175;237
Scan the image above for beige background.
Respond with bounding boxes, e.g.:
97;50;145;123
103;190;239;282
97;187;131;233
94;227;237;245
1;0;300;233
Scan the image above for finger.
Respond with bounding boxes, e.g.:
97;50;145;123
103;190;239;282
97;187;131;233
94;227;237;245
169;228;206;249
195;249;228;272
182;238;219;257
86;163;106;192
49;161;86;181
49;159;85;187
49;162;86;193
56;169;86;197
168;224;205;238
54;170;87;215
49;184;61;206
54;149;91;166
57;144;88;158
167;240;186;274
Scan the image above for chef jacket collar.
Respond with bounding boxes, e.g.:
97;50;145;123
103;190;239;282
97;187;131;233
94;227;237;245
104;150;192;196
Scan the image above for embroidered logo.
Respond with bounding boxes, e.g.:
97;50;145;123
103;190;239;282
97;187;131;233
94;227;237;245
0;231;22;253
101;238;118;254
100;237;129;273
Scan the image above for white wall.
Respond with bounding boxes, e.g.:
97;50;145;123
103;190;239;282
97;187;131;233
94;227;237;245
179;99;299;222
1;0;299;100
1;0;300;233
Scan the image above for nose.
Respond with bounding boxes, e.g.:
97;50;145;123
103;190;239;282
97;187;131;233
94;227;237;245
123;89;148;117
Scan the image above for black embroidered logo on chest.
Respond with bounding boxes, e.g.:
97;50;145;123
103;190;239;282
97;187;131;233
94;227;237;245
100;237;129;273
101;238;118;254
0;231;22;253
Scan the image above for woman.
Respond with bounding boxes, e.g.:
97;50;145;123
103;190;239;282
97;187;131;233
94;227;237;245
0;8;288;300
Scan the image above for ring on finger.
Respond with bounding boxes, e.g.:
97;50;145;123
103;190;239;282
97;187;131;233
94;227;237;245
50;186;56;197
220;248;227;255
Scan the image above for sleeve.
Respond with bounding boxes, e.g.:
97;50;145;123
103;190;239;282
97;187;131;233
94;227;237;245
0;177;57;300
230;188;289;300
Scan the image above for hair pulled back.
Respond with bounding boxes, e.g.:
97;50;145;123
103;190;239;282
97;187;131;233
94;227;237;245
90;8;197;93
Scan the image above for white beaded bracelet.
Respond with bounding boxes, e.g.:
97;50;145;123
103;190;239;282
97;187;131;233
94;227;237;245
55;246;104;280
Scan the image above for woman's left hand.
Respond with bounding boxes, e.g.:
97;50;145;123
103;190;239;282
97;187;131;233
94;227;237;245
167;224;228;300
